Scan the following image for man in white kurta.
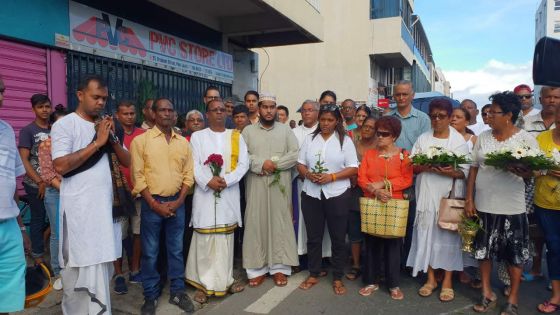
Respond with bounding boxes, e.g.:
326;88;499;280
186;99;249;299
292;100;331;258
51;76;128;314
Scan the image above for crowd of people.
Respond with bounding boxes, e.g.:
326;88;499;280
1;74;560;315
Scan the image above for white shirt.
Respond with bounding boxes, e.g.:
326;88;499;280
190;129;249;228
298;133;358;199
469;121;490;136
472;129;538;215
293;123;318;148
525;107;541;117
51;113;118;267
0;120;25;220
524;113;555;137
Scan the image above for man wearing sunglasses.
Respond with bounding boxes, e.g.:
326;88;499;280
514;84;540;129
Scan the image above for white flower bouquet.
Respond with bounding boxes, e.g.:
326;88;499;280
410;146;469;169
484;143;554;171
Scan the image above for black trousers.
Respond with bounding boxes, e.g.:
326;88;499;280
363;235;402;289
301;190;350;280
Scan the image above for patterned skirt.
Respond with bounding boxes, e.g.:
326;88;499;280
473;212;530;266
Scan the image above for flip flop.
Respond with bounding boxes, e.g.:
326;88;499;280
332;280;346;295
418;283;437;297
248;275;266;288
390;287;404;300
439;288;455;302
273;273;288;287
358;284;379;297
345;267;361;281
299;277;319;290
538;301;560;314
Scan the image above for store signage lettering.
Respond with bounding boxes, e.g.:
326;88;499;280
68;1;234;83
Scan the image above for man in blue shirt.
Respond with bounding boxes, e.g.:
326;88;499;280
386;80;430;269
386;81;430;152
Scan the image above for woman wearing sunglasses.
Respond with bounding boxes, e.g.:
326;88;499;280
297;104;358;295
357;116;413;300
406;99;469;302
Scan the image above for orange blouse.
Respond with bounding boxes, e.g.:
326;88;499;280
357;148;413;199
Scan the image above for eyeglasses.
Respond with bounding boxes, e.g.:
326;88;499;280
207;108;226;113
376;131;392;138
301;109;317;113
487;111;505;117
518;95;533;100
429;113;449;121
188;118;204;122
321;104;339;112
481;112;489;117
206;96;221;101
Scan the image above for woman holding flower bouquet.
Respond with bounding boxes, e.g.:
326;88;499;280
534;106;560;313
357;116;413;300
465;91;538;315
297;104;358;295
406;98;469;302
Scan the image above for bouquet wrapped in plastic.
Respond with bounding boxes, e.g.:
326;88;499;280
410;146;469;169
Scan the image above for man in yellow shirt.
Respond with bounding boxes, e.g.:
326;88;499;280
130;98;194;315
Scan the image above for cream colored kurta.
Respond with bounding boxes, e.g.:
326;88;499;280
242;122;299;269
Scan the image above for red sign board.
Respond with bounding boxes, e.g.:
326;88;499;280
377;98;390;108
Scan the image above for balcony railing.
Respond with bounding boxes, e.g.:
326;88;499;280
401;20;414;52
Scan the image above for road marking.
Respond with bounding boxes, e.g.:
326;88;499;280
439;304;474;315
244;273;306;314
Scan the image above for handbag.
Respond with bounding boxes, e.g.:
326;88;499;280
437;178;465;231
360;178;409;238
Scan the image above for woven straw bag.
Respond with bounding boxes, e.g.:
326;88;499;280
360;179;409;238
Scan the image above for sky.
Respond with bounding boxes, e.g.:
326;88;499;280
414;0;541;107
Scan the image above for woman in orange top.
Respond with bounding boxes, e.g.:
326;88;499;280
357;116;413;300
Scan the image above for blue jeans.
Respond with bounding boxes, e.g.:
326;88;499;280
141;195;186;300
44;187;60;276
23;182;47;258
535;204;560;280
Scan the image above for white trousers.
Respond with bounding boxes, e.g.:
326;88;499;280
246;264;292;279
61;263;113;315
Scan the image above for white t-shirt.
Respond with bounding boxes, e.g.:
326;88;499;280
469;121;490;136
298;133;358;199
51;113;118;267
472;129;538;215
0;120;25;220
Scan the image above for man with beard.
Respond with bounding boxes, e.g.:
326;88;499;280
241;93;299;287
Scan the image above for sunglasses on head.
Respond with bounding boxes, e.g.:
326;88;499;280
376;131;392;138
321;104;339;112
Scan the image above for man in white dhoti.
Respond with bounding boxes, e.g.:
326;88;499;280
51;75;130;314
186;99;249;303
292;100;332;261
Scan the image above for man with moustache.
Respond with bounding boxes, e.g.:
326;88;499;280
241;93;299;287
51;75;130;313
131;98;194;314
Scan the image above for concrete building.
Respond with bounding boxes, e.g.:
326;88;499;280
0;0;323;137
432;67;451;97
536;0;560;41
256;0;439;113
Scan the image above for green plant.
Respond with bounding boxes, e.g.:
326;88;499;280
311;153;329;174
136;78;158;123
460;214;482;231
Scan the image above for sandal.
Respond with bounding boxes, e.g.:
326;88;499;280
538;301;560;314
503;285;511;297
473;293;497;313
471;279;483;289
273;273;288;287
299;276;319;290
501;303;519;315
332;280;346;295
193;290;208;304
439;288;455;302
319;270;328;277
229;281;245;294
358;284;379;297
390;287;404;300
345;267;361;281
418;283;438;297
248;275;266;288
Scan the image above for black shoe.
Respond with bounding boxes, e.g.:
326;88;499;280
169;292;195;313
141;299;157;315
113;275;128;295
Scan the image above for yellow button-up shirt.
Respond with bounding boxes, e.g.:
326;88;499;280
130;126;194;197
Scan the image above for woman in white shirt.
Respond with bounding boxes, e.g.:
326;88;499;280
296;105;358;295
465;92;537;315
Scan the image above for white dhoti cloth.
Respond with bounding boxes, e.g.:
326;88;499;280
186;231;235;296
61;263;113;315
